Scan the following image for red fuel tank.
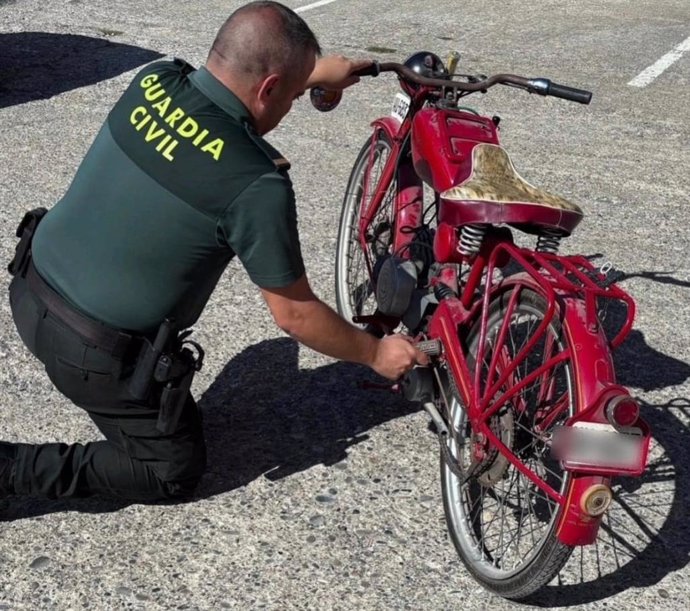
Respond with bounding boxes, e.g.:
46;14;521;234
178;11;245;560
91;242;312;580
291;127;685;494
411;107;500;193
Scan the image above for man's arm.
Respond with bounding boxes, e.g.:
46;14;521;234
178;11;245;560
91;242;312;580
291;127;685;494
306;55;372;90
261;274;428;380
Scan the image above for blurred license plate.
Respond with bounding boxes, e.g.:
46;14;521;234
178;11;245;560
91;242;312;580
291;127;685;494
552;422;645;470
391;92;411;123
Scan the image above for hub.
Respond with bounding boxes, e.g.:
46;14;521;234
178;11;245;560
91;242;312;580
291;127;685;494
473;406;515;487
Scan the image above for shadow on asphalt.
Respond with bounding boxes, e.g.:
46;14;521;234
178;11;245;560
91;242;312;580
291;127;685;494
528;397;690;607
2;287;689;601
1;338;417;520
587;253;690;290
0;32;163;108
197;337;418;494
615;329;690;391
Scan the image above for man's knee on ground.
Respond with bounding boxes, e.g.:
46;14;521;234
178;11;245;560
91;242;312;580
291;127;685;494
157;445;207;500
161;468;205;500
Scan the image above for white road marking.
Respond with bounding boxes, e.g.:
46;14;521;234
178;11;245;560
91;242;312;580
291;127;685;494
295;0;340;13
628;34;690;87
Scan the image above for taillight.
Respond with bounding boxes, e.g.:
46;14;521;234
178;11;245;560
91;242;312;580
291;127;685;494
605;396;640;429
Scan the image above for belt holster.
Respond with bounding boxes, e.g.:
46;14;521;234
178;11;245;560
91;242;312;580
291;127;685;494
156;346;199;434
128;319;204;434
8;207;48;277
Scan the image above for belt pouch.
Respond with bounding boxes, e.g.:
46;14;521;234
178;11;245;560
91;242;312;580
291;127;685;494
128;319;175;400
8;207;48;276
128;339;158;400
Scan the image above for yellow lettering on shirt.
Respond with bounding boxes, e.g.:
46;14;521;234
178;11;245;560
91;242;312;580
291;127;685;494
192;129;209;146
162;140;178;161
152;96;171;117
144;83;165;102
144;120;166;143
140;73;159;88
200;139;224;161
177;117;198;138
130;106;147;125
155;134;172;152
135;113;151;132
165;108;185;128
132;73;226;162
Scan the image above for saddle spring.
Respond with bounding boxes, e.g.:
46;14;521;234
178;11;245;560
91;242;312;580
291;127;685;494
536;228;563;254
458;224;487;257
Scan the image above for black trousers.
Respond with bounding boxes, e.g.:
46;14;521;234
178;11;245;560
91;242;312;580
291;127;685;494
6;274;206;501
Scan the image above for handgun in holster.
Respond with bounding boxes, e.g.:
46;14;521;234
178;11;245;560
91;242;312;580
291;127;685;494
128;318;175;401
128;319;204;434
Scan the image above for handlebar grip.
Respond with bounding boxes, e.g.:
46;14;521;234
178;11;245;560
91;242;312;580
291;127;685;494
548;81;592;105
354;61;381;77
527;78;592;104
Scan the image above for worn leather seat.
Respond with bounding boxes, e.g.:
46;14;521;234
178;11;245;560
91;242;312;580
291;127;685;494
439;143;583;235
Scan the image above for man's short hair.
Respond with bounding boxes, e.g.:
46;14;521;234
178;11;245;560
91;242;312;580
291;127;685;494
209;1;322;78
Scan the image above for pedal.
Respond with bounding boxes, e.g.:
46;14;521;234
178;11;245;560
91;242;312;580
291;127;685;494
415;339;442;356
352;313;399;336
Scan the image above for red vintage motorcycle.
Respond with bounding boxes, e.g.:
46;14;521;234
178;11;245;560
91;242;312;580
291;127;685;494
324;52;651;599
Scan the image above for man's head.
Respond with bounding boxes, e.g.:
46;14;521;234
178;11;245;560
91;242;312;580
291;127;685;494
207;1;321;135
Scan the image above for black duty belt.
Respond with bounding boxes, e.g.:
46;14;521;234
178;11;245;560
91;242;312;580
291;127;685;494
25;260;138;358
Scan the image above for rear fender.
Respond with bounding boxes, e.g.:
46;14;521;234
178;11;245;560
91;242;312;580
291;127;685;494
489;263;647;546
463;246;645;546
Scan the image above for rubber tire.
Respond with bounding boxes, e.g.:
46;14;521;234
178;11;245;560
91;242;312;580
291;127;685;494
335;131;394;325
440;288;574;600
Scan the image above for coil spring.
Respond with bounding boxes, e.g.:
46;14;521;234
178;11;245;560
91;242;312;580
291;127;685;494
434;282;456;301
458;224;487;257
536;229;563;254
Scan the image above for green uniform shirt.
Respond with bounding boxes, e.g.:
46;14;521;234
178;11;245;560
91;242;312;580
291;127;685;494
32;59;305;333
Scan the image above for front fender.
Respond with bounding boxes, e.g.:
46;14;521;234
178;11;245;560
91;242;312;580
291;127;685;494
371;116;402;141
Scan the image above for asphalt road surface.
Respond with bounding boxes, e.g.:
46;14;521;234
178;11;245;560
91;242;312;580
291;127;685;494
1;0;689;609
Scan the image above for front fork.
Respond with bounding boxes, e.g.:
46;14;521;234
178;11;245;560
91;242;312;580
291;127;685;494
359;124;422;277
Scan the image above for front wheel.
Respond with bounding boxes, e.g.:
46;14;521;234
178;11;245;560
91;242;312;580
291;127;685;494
440;288;575;600
335;131;396;326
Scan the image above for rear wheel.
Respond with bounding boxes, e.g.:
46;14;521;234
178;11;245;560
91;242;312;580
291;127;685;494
335;131;395;326
440;288;575;600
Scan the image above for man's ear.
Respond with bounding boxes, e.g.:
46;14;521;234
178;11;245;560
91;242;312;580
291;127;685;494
257;73;281;104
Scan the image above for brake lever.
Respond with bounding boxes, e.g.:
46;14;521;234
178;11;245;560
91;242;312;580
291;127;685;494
467;74;488;84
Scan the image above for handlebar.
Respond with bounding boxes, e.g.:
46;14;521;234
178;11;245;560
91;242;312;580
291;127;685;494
542;80;592;104
354;61;592;105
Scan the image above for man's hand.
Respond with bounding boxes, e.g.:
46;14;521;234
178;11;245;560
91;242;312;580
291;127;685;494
261;275;429;381
306;55;373;90
371;334;430;381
